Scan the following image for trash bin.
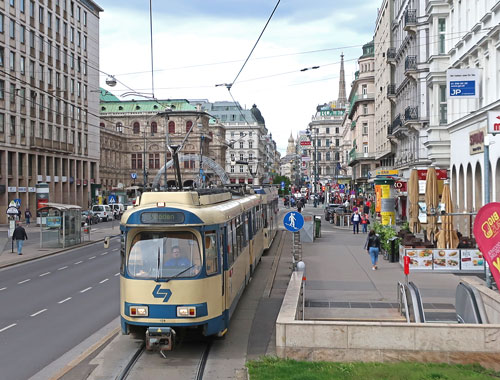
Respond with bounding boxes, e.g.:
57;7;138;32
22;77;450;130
314;216;321;238
388;236;399;262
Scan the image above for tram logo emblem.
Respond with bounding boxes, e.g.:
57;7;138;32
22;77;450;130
152;285;172;302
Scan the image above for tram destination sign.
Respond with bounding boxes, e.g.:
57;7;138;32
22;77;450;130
141;212;185;224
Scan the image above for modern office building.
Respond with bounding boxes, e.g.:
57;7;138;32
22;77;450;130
0;0;102;223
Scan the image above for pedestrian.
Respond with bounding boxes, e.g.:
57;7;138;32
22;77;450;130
13;221;28;255
351;210;361;234
297;198;303;213
361;213;369;233
343;199;350;212
24;209;32;224
364;229;381;270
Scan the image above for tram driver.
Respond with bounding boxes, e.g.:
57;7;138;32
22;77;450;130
164;245;191;267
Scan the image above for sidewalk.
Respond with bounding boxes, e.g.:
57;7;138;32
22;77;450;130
293;202;463;321
0;221;121;269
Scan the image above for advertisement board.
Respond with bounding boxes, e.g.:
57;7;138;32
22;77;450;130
447;68;480;99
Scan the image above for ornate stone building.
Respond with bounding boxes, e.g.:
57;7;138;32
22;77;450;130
99;96;226;194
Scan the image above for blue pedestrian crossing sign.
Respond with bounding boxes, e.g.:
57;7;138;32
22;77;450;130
108;195;117;204
280;181;285;190
13;198;21;208
283;211;304;232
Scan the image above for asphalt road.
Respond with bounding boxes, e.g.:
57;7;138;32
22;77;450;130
0;238;121;380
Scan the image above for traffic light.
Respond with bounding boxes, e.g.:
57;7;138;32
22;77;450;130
322;186;325;191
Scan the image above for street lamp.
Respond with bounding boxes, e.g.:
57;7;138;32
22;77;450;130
143;127;154;191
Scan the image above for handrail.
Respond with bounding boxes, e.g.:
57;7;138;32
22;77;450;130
397;281;410;322
456;282;488;324
408;282;426;323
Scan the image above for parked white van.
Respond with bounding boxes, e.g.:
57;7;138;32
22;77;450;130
110;203;125;219
91;205;112;222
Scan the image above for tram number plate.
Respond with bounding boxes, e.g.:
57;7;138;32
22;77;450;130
141;212;185;224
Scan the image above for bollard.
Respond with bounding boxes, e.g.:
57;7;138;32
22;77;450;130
104;236;110;249
296;261;306;321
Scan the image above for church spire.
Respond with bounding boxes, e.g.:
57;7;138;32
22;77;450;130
338;53;347;105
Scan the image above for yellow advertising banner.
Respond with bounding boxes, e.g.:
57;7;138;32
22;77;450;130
375;169;399;177
381;212;395;225
375;185;382;213
381;184;391;198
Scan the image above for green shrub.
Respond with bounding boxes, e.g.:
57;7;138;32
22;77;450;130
372;222;400;253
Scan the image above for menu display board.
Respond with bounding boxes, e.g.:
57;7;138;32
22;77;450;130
405;249;433;270
461;249;485;271
432;249;460;271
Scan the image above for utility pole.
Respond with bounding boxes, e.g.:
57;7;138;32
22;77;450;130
199;134;205;188
143;129;148;191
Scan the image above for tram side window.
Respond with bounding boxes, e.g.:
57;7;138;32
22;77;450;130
227;224;234;266
263;205;269;228
252;208;256;235
247;211;252;241
256;205;261;230
120;230;126;275
232;218;238;258
205;231;218;275
242;213;248;246
236;216;244;252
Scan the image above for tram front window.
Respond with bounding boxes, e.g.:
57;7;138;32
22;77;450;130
128;231;201;279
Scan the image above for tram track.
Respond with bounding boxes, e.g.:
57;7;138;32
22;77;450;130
118;331;214;380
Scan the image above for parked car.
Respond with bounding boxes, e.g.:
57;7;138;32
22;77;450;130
81;210;100;226
91;204;112;222
324;203;346;221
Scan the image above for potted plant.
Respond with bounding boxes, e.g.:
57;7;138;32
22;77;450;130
372;222;400;260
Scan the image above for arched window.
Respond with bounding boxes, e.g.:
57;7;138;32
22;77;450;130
168;121;175;134
133;122;140;134
116;122;123;133
151;121;157;134
186;120;193;132
99;122;105;128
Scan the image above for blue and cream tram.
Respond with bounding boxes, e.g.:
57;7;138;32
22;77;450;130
119;188;278;350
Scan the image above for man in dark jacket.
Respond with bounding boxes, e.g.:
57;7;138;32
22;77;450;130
13;222;28;255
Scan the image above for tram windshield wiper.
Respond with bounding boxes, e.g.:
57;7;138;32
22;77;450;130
155;247;161;282
165;265;195;282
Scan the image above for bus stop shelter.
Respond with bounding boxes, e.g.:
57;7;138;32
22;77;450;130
38;203;82;249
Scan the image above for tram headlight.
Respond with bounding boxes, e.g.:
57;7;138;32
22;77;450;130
130;306;148;317
177;306;196;317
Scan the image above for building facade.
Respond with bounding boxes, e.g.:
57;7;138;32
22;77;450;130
99;98;226;192
201;101;277;186
0;0;102;222
346;41;378;191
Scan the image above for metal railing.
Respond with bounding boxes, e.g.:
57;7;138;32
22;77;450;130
404;9;417;26
387;84;396;97
405;106;419;121
405;55;417;72
386;47;396;60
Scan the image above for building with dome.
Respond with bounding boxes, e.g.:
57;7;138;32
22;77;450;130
280;132;300;183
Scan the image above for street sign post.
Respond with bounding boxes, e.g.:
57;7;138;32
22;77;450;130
283;211;304;232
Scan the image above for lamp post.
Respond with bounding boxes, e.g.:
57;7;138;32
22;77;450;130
199;134;205;188
308;125;319;207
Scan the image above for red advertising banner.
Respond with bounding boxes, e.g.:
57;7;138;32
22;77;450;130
300;140;311;146
473;202;500;291
417;169;448;180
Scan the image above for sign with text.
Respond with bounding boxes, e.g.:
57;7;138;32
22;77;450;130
488;111;500;135
375;169;399;177
473;203;500;292
417;169;448;180
299;140;311;146
469;128;486;155
447;68;480;98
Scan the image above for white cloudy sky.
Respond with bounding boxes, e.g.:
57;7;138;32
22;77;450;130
97;0;379;154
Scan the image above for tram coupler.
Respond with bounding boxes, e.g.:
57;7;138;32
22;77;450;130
145;327;175;351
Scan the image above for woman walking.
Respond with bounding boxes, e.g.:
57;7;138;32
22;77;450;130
364;230;381;270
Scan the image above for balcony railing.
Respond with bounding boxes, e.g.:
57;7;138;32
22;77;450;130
404;9;417;28
386;47;396;62
30;137;74;153
404;106;419;122
387;84;396;97
405;55;417;72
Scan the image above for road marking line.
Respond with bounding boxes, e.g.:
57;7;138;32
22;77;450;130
89;256;96;260
58;266;68;270
0;323;16;333
18;279;31;284
99;278;109;284
74;261;83;265
114;273;120;277
101;252;108;256
58;297;72;304
40;272;51;277
80;287;92;293
0;287;6;291
30;309;47;317
112;248;118;252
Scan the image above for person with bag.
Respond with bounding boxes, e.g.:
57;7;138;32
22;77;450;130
364;229;381;270
351;210;361;234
